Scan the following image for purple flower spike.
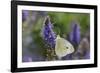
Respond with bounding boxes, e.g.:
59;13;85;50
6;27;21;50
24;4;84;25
69;22;80;46
42;16;56;48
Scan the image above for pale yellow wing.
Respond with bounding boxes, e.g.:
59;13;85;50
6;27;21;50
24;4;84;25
55;35;74;58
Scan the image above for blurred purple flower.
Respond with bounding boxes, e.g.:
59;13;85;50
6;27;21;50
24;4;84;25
23;54;45;62
42;16;56;49
69;22;80;46
84;51;90;59
73;51;90;59
22;47;45;62
22;10;29;21
32;54;45;61
23;55;32;62
61;54;73;60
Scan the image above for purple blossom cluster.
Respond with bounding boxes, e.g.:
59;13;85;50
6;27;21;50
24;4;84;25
42;16;56;49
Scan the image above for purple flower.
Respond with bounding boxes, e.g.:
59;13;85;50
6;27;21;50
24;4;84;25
22;10;29;21
61;54;73;60
23;54;45;62
23;55;32;62
42;16;56;48
84;51;90;59
69;22;80;46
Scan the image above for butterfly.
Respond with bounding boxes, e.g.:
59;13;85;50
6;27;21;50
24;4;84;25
55;35;75;59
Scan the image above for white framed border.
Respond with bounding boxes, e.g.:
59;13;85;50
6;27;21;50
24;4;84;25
17;5;94;68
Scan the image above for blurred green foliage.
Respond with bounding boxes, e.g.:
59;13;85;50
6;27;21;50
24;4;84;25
48;12;90;37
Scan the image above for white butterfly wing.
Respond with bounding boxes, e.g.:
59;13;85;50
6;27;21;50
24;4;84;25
55;35;74;58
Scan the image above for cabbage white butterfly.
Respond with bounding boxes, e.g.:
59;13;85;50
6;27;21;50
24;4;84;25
55;35;75;59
